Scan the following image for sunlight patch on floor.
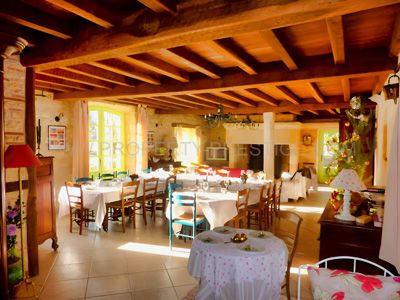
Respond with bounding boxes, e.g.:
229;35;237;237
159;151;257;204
281;206;324;213
118;242;191;258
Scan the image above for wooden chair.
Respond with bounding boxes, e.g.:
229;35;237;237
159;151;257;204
65;181;95;235
106;181;140;232
155;175;176;217
246;183;271;230
136;177;159;225
265;181;277;228
270;210;303;300
232;188;250;228
274;178;282;214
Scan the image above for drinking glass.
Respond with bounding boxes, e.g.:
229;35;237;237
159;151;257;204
203;181;209;192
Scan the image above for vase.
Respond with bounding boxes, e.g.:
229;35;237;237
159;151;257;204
7;248;22;285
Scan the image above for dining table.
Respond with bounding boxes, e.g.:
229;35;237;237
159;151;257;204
188;227;288;300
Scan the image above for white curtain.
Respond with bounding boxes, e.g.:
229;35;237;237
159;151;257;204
136;105;148;173
379;101;400;272
174;125;200;165
72;100;89;178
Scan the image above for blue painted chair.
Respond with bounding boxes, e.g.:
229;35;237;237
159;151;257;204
168;183;207;250
75;176;93;183
142;168;152;173
115;170;129;178
99;173;114;181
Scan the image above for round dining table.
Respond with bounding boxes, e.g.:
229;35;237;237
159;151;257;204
188;227;288;300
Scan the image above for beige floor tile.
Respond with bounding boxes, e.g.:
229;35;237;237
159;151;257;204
55;250;93;265
90;259;128;277
127;255;165;273
86;275;131;298
167;268;198;287
174;284;197;299
39;278;87;300
86;292;133;300
132;287;178;300
163;256;189;269
130;270;172;291
47;262;90;282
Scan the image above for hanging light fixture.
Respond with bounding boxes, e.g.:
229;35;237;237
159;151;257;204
233;115;261;129
203;104;233;126
382;63;399;104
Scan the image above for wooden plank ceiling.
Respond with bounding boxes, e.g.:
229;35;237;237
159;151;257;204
2;0;399;117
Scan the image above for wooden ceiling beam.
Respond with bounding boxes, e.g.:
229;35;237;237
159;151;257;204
160;47;221;79
125;97;178;109
39;68;114;89
43;0;117;28
327;109;336;115
373;75;388;95
326;16;345;64
167;95;215;108
390;13;400;57
119;54;189;82
0;1;72;39
205;39;257;75
36;74;91;91
308;110;319;115
276;86;301;105
53;49;396;101
258;29;297;70
136;0;177;14
216;91;257;107
153;96;206;109
186;94;238;109
61;65;136;87
244;88;279;106
35;82;71;92
147;96;199;109
307;82;325;103
89;60;160;85
341;78;351;102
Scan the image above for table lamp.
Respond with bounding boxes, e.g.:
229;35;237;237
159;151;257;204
330;169;366;221
4;144;41;289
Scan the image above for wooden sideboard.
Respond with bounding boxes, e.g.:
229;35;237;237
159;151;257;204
319;202;397;275
36;157;58;250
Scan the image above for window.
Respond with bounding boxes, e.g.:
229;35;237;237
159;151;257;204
174;126;199;165
89;106;125;176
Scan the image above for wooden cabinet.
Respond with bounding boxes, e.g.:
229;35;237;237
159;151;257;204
319;202;396;275
36;157;58;250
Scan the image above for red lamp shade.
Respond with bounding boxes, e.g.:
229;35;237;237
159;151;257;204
4;144;41;168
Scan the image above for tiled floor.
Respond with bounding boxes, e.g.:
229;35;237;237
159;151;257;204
14;187;330;299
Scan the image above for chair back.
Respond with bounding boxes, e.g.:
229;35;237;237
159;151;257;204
258;183;271;209
236;188;250;214
143;177;159;201
142;168;152;173
75;176;93;183
168;182;183;201
164;175;177;195
99;173;114;180
121;181;139;208
116;170;129;178
65;181;84;208
129;174;139;181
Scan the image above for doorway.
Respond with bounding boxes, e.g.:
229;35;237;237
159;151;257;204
274;144;290;179
317;129;339;184
248;144;263;172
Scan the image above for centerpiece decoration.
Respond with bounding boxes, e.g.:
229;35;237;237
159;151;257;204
6;199;22;285
231;233;247;243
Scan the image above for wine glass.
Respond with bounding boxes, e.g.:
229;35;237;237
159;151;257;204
203;180;209;192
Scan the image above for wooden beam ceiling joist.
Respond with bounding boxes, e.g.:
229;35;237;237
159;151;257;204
0;21;39;47
39;69;113;89
89;60;160;85
0;1;72;39
205;39;257;75
119;54;189;82
183;94;237;109
147;96;199;109
258;29;297;70
61;65;136;87
341;78;351;102
53;49;397;101
136;0;177;14
390;13;400;57
160;47;221;79
373;75;388;95
21;0;398;70
216;91;257;107
124;97;177;109
36;74;91;91
326;16;345;64
152;96;206;109
276;86;301;105
35;82;71;92
308;82;325;103
167;95;215;108
327;109;336;115
43;0;117;28
244;88;279;106
308;110;319;115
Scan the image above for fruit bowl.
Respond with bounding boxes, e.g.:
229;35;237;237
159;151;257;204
231;233;247;243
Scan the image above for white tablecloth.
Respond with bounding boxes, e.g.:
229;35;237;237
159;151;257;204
188;228;288;300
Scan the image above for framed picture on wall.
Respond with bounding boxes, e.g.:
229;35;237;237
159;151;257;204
48;125;66;150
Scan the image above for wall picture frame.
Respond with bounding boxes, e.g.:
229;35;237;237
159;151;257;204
48;125;66;150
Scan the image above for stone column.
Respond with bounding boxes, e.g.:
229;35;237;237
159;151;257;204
263;112;275;180
0;33;27;299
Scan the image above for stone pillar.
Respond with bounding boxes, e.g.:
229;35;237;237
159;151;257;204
0;33;27;299
263;112;275;180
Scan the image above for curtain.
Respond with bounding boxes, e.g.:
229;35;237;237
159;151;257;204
72;100;89;178
136;105;148;173
174;125;200;165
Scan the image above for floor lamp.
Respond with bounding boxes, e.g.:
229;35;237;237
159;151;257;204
4;144;41;295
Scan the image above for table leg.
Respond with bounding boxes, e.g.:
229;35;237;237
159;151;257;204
102;213;109;232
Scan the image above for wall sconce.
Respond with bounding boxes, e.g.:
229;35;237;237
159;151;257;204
303;134;312;146
383;74;399;104
55;113;63;122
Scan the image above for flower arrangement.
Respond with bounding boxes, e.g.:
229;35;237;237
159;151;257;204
6;199;21;264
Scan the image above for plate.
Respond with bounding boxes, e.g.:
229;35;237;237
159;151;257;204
213;226;232;234
249;231;271;239
237;244;262;252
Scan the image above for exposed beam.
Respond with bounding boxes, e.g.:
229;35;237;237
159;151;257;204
167;95;215;108
89;60;160;85
307;82;325;103
119;54;189;82
153;96;206;109
390;13;400;57
0;1;72;39
258;29;297;70
147;96;200;109
326;16;345;64
35;82;71;92
341;78;351;102
327;109;336;115
187;94;238;109
44;0;116;28
39;68;113;89
136;0;177;14
205;39;257;75
276;86;301;105
61;65;136;87
160;47;221;79
53;49;396;101
127;97;179;109
22;0;398;70
216;91;257;107
308;110;319;115
109;98;169;109
36;74;91;91
245;88;279;106
372;75;388;95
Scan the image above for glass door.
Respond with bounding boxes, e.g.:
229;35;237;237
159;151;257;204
317;129;339;184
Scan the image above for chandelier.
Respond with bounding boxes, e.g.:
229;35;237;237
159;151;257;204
232;115;261;129
203;104;233;126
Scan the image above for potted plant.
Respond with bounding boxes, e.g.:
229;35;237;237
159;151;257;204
6;199;22;285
